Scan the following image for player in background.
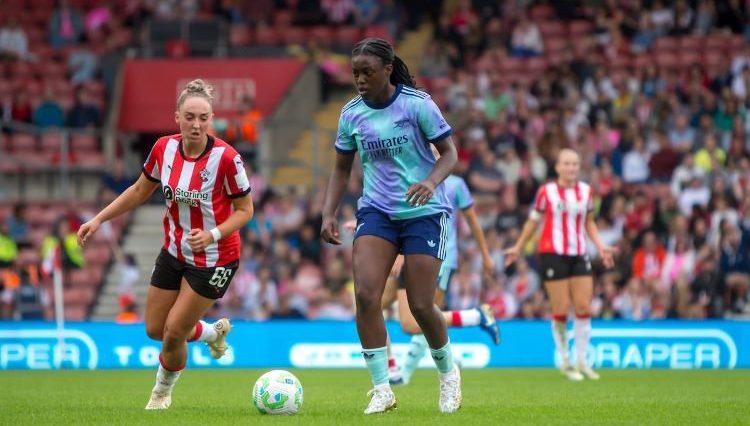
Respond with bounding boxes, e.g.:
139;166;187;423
321;38;461;414
395;172;498;384
77;79;253;408
346;172;499;386
504;148;614;381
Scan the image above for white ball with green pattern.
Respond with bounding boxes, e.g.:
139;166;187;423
252;370;304;415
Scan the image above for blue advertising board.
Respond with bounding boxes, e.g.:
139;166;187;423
0;320;748;370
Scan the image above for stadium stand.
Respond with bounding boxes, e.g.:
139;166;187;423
1;0;749;323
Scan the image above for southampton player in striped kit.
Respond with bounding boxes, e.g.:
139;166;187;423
505;148;614;381
321;38;462;414
77;80;253;409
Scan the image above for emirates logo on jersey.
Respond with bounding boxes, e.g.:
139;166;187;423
199;168;210;182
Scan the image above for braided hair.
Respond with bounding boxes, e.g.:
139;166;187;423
352;38;416;88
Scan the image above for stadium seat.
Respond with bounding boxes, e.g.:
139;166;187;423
254;25;280;46
652;37;680;52
64;305;88;321
654;52;679;69
309;26;335;48
524;57;548;73
73;151;107;170
334;26;361;49
229;24;253;47
188;20;221;56
607;54;631;71
70;132;99;152
17;248;42;266
679;36;703;52
568;20;593;36
679;52;701;67
40;132;63;152
27;227;49;248
363;25;393;45
703;35;733;52
149;20;183;44
10;133;37;152
84;246;112;266
730;35;746;51
544;37;568;53
529;4;555;21
539;21;566;39
274;10;294;26
704;51;724;68
278;26;307;46
498;57;524;72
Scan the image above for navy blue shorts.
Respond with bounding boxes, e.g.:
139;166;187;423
354;207;449;260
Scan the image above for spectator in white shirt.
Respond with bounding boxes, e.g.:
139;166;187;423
623;137;651;183
671;153;705;197
678;175;711;217
0;18;28;61
510;15;543;58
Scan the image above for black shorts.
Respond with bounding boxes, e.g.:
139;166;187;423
538;253;592;281
150;249;238;299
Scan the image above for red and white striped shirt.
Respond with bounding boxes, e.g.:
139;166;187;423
531;181;593;256
142;134;251;267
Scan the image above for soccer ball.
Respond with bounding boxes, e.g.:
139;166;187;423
252;370;303;415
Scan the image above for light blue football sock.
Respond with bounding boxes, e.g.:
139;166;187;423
430;340;455;374
362;346;389;387
402;334;428;383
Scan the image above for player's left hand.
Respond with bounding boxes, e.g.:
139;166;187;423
405;180;436;207
187;228;213;253
598;245;616;269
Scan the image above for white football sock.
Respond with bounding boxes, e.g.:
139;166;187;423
574;316;592;365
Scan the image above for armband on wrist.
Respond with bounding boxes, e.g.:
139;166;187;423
209;227;222;243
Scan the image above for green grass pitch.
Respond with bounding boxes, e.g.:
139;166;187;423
1;369;747;425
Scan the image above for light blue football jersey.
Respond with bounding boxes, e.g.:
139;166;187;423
334;84;453;220
441;175;474;270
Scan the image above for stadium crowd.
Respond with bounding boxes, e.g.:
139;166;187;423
216;0;750;322
2;0;750;322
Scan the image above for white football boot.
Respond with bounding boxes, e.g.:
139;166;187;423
438;364;462;413
560;358;584;381
576;360;601;380
364;386;397;414
207;318;232;359
145;392;171;410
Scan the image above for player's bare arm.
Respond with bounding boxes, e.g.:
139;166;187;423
504;216;540;266
462;206;495;276
77;174;160;246
585;212;616;269
321;152;355;245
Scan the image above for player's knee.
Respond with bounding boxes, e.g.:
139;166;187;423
574;307;590;318
354;286;380;313
408;298;434;322
146;324;164;341
162;323;189;346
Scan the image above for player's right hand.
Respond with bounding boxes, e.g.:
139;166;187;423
503;245;520;266
321;216;342;245
77;218;101;247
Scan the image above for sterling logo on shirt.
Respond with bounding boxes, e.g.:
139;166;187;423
361;135;409;159
163;185;209;207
